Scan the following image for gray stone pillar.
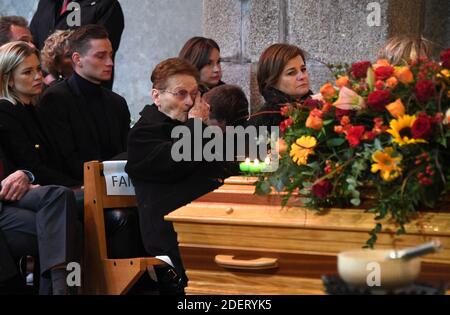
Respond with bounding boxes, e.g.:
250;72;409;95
203;0;430;112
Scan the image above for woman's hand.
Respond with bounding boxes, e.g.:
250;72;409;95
0;171;32;202
188;94;210;123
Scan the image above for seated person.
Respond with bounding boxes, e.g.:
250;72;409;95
249;43;313;128
0;145;80;295
377;35;432;66
40;29;74;86
37;25;140;259
0;41;79;187
179;37;224;94
38;25;130;182
0;16;34;47
203;84;249;130
125;58;238;294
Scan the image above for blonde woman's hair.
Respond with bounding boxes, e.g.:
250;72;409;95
41;29;73;78
377;35;432;66
0;41;39;105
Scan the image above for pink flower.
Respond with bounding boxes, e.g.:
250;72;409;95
333;87;366;111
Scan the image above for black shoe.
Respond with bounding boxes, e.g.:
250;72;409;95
154;266;186;295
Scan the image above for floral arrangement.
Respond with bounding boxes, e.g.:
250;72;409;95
255;49;450;247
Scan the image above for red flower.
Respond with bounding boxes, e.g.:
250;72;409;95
346;125;365;147
280;118;293;133
363;131;377;141
412;112;433;140
367;90;391;112
335;108;353;120
375;80;385;90
312;180;333;199
351;61;372;79
440;48;450;68
375;66;395;81
415;80;435;103
303;98;321;109
280;105;291;117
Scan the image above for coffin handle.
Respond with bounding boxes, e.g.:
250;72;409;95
214;255;278;270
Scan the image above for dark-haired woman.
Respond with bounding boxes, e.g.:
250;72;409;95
179;36;225;94
249;43;313;128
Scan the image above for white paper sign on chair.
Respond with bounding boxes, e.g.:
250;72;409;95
103;161;135;196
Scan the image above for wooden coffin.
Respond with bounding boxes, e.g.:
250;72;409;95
165;177;450;295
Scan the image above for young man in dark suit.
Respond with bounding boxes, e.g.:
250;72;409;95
37;25;140;261
30;0;124;89
38;24;130;183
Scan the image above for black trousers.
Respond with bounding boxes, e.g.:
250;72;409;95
0;186;81;294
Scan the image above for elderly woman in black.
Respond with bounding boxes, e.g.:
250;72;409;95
126;58;238;294
0;41;80;294
179;36;224;94
249;43;313;128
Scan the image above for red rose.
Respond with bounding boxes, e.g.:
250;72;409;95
367;90;391;112
415;80;435;103
312;180;333;199
280;105;290;117
375;66;395;81
412;112;433;140
280;118;293;133
440;48;450;68
304;98;321;109
346;125;365;147
351;61;372;79
335;108;354;120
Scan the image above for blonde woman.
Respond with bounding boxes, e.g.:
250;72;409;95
0;41;78;186
377;35;432;66
0;41;80;294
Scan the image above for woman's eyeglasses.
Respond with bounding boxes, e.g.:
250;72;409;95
161;89;199;101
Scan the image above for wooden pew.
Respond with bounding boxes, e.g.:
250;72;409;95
83;161;164;295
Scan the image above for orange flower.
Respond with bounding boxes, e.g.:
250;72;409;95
277;138;287;154
386;76;398;89
306;113;323;130
335;76;350;88
373;59;391;69
394;66;414;84
385;98;405;118
320;83;337;100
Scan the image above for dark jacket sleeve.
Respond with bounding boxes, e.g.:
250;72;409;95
0;112;79;187
126;118;205;183
37;90;84;181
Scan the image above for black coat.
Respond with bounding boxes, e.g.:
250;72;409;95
0;99;79;187
125;105;236;263
38;75;130;181
30;0;124;53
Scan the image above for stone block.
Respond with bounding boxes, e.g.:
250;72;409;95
203;0;242;59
